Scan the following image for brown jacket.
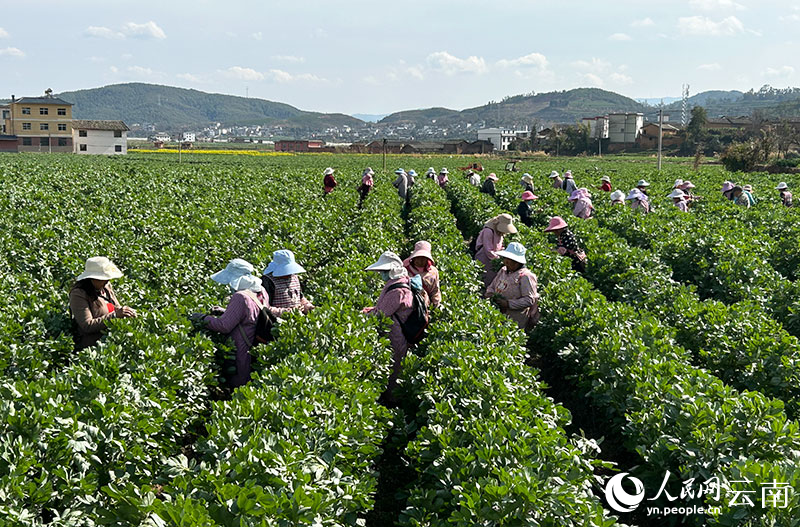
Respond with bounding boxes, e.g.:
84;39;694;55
69;283;121;350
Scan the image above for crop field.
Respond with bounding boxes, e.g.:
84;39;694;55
1;151;800;526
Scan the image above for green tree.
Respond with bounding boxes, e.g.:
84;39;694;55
687;106;708;147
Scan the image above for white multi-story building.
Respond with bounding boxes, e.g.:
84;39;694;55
608;113;644;143
72;120;129;155
580;116;610;139
152;131;171;142
477;126;530;151
182;132;196;142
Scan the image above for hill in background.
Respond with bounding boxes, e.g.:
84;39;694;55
56;83;363;130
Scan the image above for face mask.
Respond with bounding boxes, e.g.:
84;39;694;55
379;270;392;281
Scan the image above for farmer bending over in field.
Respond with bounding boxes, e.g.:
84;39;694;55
474;214;517;288
776;182;793;207
190;259;273;388
669;189;689;212
362;251;415;398
485;242;540;331
721;181;736;201
437;167;449;188
732;186;751;208
562;170;577;194
481;173;498;198
598;175;612;192
403;241;441;308
358;167;374;208
610;190;625;206
69;257;137;351
521;173;534;193
625;188;650;214
261;250;315;315
545;216;587;274
516;191;539;227
323;167;337;196
549;170;563;189
569;188;594;219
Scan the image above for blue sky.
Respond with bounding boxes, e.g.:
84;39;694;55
1;0;798;115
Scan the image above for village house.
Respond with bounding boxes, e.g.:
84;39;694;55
72;120;129;155
0;90;74;153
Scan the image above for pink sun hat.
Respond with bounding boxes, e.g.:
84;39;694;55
407;240;435;265
680;181;695;190
521;190;538;201
721;181;734;192
486;173;498;181
544;216;568;232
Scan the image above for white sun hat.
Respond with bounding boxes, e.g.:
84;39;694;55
365;251;404;272
674;179;684;188
601;175;611;182
609;190;625;201
324;167;335;175
636;179;650;187
776;182;789;190
439;167;449;174
211;258;254;285
495;241;527;265
76;257;124;281
668;189;686;199
549;170;559;178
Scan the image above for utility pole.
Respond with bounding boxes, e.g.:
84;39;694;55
382;138;387;171
657;108;664;171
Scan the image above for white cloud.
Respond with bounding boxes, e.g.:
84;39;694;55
127;65;155;76
224;66;265;81
177;73;203;83
581;73;604;87
697;62;722;71
689;0;745;11
122;21;166;39
631;17;655;27
497;52;549;70
0;47;25;57
267;69;327;83
677;15;745;36
0;27;9;38
572;57;611;72
85;26;124;39
252;32;263;41
364;75;381;86
109;66;119;73
426;51;488;75
272;55;306;63
609;72;633;85
609;33;632;41
764;66;795;77
406;66;424;80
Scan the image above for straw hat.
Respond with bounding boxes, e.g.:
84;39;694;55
408;241;435;264
549;170;560;178
496;242;527;265
76;257;123;281
776;182;789;190
324;167;335;175
270;249;306;278
485;213;518;234
544;216;567;232
743;184;753;192
521;191;538;201
668;189;686;199
609;190;625;202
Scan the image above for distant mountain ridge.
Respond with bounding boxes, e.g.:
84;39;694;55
39;82;800;135
56;83;363;131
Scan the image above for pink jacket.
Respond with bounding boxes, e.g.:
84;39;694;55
404;261;441;308
674;200;688;212
572;197;594;219
437;173;449;187
474;226;504;287
366;276;414;357
486;267;540;330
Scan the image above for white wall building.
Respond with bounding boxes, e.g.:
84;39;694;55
152;131;171;142
182;132;196;142
72;120;129;155
580;116;609;139
608;113;644;143
477;126;530;151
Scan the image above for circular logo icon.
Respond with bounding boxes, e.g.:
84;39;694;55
604;473;645;513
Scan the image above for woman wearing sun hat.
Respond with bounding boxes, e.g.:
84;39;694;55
609;190;625;206
721;181;735;201
192;258;271;387
403;241;441;308
598;175;612;192
323;167;338;196
549;170;563;190
69;256;137;350
425;167;436;179
358;167;374;208
544;216;587;273
481;172;498;197
516;190;539;227
569;188;594;219
776;182;793;207
437;167;449;188
626;188;651;214
475;213;518;288
362;251;415;396
669;189;689;212
520;173;535;193
562;170;578;194
485;242;540;331
262;250;315;314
